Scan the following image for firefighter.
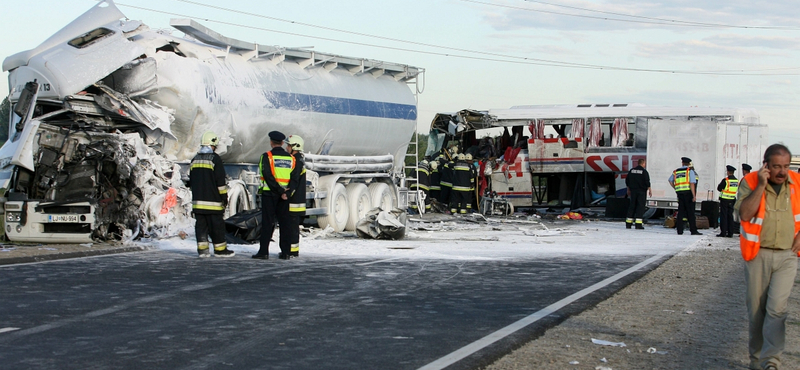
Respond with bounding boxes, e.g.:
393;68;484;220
253;131;297;260
429;160;441;209
438;150;455;208
452;153;473;214
668;157;702;235
287;135;306;257
625;158;652;229
190;131;234;258
409;159;431;213
466;153;478;213
716;165;738;237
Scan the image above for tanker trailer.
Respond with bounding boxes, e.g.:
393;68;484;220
0;0;423;242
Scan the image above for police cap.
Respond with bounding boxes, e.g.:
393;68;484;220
681;157;692;164
726;165;736;172
268;131;286;142
742;163;752;171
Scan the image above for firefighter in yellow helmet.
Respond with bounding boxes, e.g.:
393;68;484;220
286;135;306;257
190;131;234;257
253;131;297;260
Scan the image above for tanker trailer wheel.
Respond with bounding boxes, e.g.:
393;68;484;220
317;183;349;232
224;180;251;219
345;183;372;231
368;182;395;211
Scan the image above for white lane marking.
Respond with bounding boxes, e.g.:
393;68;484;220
417;251;669;370
356;257;402;266
0;327;20;334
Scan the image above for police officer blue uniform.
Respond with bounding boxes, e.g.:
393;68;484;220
669;157;702;235
253;131;297;260
716;165;738;237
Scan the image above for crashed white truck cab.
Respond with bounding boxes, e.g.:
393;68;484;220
0;0;423;243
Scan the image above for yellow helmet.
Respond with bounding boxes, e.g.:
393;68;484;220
464;153;473;161
287;135;304;152
201;131;219;146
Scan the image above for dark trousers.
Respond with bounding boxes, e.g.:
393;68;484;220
195;213;226;249
289;211;303;256
258;194;292;256
719;199;735;236
439;186;451;205
626;190;647;222
676;191;697;234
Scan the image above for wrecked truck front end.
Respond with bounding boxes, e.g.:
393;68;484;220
0;78;190;243
0;2;193;243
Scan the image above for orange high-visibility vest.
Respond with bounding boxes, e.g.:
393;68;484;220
739;171;800;261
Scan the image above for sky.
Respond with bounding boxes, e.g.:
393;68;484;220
1;0;799;151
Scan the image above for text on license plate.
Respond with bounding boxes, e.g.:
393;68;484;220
47;214;79;223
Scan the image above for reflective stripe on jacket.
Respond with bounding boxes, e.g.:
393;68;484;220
720;178;739;200
739;171;800;261
673;168;691;192
259;152;295;191
190;152;227;213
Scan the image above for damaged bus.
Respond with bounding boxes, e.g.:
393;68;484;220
430;104;767;214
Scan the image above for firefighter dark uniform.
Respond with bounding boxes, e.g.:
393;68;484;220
451;154;473;214
716;165;738;237
438;153;454;207
429;160;441;208
253;131;297;260
190;131;234;258
669;157;701;235
625;161;651;229
410;160;431;213
287;135;306;257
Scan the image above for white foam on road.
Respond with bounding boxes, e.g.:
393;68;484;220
142;219;699;260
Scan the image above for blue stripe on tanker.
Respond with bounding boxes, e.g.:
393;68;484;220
264;91;417;120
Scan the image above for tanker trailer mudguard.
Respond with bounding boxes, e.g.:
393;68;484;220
0;0;422;243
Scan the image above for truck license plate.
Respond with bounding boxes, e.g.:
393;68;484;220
47;214;79;223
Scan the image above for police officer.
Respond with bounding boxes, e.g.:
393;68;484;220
742;163;752;176
190;131;234;258
668;157;702;235
716;165;738;237
286;135;306;257
253;131;297;260
625;158;651;229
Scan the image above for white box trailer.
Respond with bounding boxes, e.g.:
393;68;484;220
429;104;768;213
645;111;767;210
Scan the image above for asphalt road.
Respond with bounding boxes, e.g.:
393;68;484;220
0;249;669;370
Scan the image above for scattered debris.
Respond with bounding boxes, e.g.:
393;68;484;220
356;208;407;240
569;361;580;365
591;338;626;347
647;347;657;353
595;366;613;370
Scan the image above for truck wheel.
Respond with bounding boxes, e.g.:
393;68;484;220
225;180;251;218
345;183;372;231
317;183;349;232
368;182;395;211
